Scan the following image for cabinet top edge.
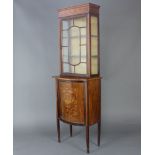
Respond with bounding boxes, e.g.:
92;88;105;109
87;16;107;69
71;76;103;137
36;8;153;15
52;76;103;81
58;3;100;12
58;3;100;17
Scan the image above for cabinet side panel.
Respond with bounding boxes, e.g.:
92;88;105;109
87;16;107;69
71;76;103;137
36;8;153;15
58;80;85;124
88;79;100;125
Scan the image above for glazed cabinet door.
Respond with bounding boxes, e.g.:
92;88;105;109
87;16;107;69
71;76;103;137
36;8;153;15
61;16;88;76
58;80;85;124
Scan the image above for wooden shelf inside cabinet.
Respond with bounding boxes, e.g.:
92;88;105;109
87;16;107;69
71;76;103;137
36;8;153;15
52;3;102;153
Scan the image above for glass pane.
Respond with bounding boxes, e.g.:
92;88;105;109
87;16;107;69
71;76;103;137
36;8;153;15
81;28;86;36
63;56;68;62
74;17;86;27
70;38;80;56
62;38;68;46
91;16;98;36
62;30;68;38
69;19;73;27
62;20;73;30
81;46;86;56
91;57;98;74
71;66;74;73
70;37;80;65
63;63;69;72
62;20;68;30
62;47;68;62
91;37;98;56
75;63;86;74
81;37;86;45
70;27;79;37
62;47;68;55
70;56;80;65
81;45;86;62
91;16;98;75
81;56;86;62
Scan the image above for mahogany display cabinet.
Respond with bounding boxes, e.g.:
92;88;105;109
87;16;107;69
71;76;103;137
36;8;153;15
53;3;102;153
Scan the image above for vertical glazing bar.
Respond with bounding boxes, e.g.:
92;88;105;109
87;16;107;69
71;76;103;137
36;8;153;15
68;19;71;73
97;15;100;75
87;13;91;76
59;19;63;74
79;27;81;63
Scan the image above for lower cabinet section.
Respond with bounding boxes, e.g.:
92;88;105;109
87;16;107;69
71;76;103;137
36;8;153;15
56;77;101;126
54;76;102;153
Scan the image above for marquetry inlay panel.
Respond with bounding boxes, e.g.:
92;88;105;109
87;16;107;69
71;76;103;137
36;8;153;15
58;81;85;124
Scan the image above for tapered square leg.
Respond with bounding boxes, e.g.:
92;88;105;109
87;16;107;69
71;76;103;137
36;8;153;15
97;121;101;146
70;125;72;137
57;119;60;142
86;125;89;153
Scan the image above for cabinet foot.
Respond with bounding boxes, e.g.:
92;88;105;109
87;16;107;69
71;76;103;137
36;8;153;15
97;121;101;146
86;125;89;153
57;119;61;142
70;125;72;137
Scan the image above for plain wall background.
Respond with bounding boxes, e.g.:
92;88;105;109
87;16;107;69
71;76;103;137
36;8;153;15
14;0;141;155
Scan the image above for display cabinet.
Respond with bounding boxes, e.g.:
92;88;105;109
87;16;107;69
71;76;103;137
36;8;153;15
53;3;102;153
